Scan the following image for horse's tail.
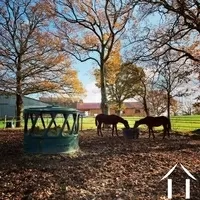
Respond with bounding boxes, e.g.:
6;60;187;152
95;116;98;126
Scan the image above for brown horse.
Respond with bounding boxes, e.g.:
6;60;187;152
133;116;171;139
95;114;130;137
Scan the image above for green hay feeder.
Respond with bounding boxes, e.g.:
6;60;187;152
24;106;81;154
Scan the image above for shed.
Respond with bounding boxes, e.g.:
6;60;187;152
0;94;51;118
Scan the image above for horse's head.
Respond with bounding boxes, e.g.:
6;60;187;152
133;120;140;128
123;120;130;129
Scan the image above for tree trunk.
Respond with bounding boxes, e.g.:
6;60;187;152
116;109;121;116
143;96;149;116
116;101;122;116
16;93;23;127
100;65;109;115
167;92;171;120
141;80;149;116
16;60;23;127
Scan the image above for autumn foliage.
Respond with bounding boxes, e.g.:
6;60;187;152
0;0;85;126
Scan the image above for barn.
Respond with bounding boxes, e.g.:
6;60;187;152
76;102;145;117
0;94;51;119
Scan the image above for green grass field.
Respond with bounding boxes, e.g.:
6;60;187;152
0;115;199;132
80;115;200;132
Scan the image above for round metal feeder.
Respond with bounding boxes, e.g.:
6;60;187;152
122;128;139;139
24;106;81;154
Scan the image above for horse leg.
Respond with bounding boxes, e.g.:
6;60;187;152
148;127;151;138
111;124;114;136
168;128;170;138
152;130;155;139
151;128;155;139
163;129;166;139
98;122;103;137
167;125;170;138
162;125;167;139
149;126;155;139
115;124;119;137
165;126;170;138
97;123;100;136
149;127;151;138
97;122;102;136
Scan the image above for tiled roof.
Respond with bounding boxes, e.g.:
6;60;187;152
124;102;143;109
77;102;143;110
77;103;101;110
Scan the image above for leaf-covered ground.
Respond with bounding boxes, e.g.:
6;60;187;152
0;129;200;200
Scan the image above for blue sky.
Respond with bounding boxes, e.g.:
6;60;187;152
29;59;101;102
74;60;95;85
30;59;199;104
74;59;200;104
73;60;101;102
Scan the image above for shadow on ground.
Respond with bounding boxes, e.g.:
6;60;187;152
0;129;199;200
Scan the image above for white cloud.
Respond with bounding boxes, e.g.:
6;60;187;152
83;82;101;102
83;82;138;103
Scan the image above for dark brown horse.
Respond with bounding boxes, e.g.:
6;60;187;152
95;114;130;137
133;116;171;139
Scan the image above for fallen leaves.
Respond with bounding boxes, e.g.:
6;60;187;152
0;129;199;199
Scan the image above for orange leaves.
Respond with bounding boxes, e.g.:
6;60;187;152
33;31;66;65
83;34;99;47
30;0;55;18
186;40;200;61
35;32;62;49
44;54;65;66
39;80;59;91
34;64;85;98
94;41;122;86
62;68;86;95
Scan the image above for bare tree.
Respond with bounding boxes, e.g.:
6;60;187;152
0;0;84;127
193;100;200;114
125;0;200;119
136;0;200;64
181;100;193;115
134;69;158;116
135;76;150;116
153;52;194;119
147;90;168;116
52;0;138;114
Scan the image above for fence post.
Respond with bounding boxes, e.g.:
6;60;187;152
4;115;7;129
81;115;83;131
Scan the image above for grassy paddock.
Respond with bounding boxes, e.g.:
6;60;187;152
0;115;199;132
81;115;200;132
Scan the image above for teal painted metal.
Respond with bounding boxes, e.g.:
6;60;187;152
24;106;81;154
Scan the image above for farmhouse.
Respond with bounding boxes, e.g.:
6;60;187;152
77;102;145;116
